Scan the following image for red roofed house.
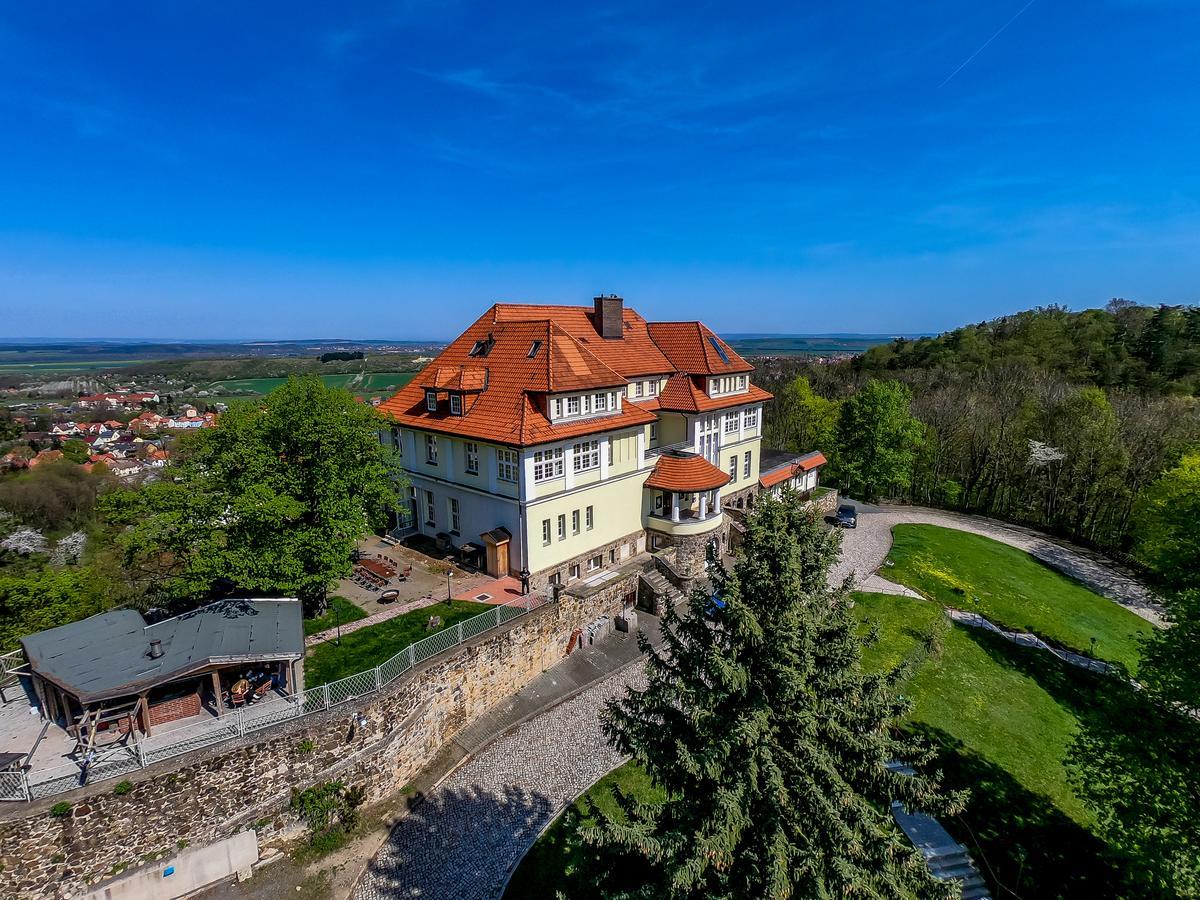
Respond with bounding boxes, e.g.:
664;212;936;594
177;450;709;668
379;296;831;593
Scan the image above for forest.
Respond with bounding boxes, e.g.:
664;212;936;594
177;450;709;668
757;301;1200;576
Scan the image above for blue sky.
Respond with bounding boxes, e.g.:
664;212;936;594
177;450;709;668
1;1;1198;340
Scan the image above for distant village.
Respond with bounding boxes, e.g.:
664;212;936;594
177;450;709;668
0;388;219;479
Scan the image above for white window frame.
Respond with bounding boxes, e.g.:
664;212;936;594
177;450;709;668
724;413;738;434
569;563;580;580
497;449;518;482
572;509;580;535
426;391;438;411
586;505;594;530
743;451;752;478
542;518;551;546
744;407;758;429
586;555;602;572
635;381;644;397
593;393;607;412
567;396;580;416
464;441;479;475
425;433;438;465
533;447;564;481
648;380;658;396
557;514;566;541
448;497;460;533
424;489;436;525
729;455;738;482
449;394;462;416
572;440;600;473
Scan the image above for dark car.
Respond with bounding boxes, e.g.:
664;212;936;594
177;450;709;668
834;504;858;528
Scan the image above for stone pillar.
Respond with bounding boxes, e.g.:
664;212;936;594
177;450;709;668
671;492;680;523
699;492;708;519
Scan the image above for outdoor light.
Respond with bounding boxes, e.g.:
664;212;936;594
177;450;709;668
356;712;369;728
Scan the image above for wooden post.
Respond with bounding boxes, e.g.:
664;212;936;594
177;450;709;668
138;691;152;737
211;671;225;717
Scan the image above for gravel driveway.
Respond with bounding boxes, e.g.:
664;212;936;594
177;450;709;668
829;501;1165;627
352;664;644;900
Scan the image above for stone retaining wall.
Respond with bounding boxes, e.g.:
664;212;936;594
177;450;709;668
0;587;624;898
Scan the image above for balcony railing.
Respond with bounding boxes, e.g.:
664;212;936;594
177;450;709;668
644;440;693;459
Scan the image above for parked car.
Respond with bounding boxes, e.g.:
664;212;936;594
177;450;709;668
834;504;858;528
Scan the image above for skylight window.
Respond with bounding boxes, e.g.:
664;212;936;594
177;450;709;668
527;340;542;358
708;336;731;365
469;333;495;357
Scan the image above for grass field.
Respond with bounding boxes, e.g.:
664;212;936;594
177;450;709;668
505;588;1155;898
304;599;490;686
884;524;1152;672
303;596;368;637
0;359;142;372
209;371;415;396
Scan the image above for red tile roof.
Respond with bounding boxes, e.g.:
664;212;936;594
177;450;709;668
646;322;753;375
645;451;731;492
758;451;828;488
379;300;770;447
657;374;773;413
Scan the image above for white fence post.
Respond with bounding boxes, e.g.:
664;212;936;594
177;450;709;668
374;666;382;691
407;644;415;670
456;622;464;644
495;606;501;628
322;683;330;710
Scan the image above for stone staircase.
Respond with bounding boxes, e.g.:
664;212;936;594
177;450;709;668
890;800;991;899
640;570;684;611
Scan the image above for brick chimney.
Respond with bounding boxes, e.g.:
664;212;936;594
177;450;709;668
593;295;624;339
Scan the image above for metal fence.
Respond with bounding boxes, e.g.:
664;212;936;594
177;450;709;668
4;592;555;803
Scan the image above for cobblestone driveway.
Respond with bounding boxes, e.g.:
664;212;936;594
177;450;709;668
352;664;645;900
829;501;1165;626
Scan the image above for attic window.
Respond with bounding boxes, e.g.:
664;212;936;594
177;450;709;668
469;333;496;357
708;336;731;365
425;391;438;411
450;394;463;416
527;340;542;358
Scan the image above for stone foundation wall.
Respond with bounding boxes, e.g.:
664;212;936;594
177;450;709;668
0;588;624;898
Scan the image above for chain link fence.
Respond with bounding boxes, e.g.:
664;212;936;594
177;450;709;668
9;592;554;803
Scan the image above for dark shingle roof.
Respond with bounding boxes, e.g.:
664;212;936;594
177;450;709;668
21;599;303;704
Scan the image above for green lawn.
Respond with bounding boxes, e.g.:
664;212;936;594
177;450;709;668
303;596;368;637
884;524;1152;672
506;593;1148;898
304;600;490;686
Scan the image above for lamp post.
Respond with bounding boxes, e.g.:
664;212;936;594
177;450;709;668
446;569;452;604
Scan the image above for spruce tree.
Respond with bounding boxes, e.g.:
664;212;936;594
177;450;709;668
585;491;962;899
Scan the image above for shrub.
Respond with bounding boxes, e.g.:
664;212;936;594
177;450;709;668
49;802;71;818
296;739;315;753
290;781;365;854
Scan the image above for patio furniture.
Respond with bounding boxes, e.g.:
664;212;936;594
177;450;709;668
251;681;272;702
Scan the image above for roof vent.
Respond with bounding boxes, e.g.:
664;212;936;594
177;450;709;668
593;295;624;340
148;639;164;659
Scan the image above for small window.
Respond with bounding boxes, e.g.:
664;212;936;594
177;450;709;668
593;393;607;412
743;451;752;478
635;381;644;397
572;440;600;473
426;391;438;411
425;490;436;525
469;335;494;357
557;514;566;540
448;497;460;534
567;396;580;416
572;509;580;534
738;375;747;389
586;505;594;530
709;336;731;364
729;455;738;482
554;398;562;418
587;555;602;572
648;380;658;396
528;340;542;358
655;493;663;510
533;447;564;481
609;548;616;563
724;414;738;434
449;394;462;416
745;408;758;429
649;423;658;444
542;518;551;545
569;564;580;580
464;441;479;475
425;433;438;465
549;571;562;586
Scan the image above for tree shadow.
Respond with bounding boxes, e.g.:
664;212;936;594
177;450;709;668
942;625;1191;897
908;723;1146;899
355;783;558;900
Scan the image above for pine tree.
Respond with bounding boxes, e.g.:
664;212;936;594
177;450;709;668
584;491;963;899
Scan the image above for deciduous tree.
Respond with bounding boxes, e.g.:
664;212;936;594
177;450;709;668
834;379;924;502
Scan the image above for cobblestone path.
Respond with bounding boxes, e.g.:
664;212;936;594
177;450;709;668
352;663;645;900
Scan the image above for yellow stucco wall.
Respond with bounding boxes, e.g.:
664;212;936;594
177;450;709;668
524;470;648;572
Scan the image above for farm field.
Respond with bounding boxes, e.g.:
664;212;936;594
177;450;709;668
209;371;416;396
